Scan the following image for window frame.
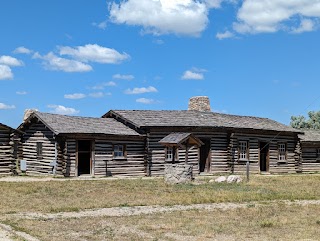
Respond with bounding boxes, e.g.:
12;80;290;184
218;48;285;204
165;147;173;160
13;140;18;159
165;146;178;163
36;142;43;159
113;144;127;159
238;140;249;161
278;143;287;161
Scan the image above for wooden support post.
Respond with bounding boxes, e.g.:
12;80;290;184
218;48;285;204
185;140;189;164
246;160;250;182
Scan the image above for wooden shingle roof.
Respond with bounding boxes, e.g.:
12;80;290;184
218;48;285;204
159;132;203;146
299;129;320;142
105;110;300;133
0;123;20;133
0;123;14;131
19;112;140;136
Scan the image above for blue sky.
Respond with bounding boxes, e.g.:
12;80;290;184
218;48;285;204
1;0;320;128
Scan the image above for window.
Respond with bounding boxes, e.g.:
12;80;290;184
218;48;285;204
166;147;173;160
37;142;43;159
165;147;177;163
13;140;18;159
113;144;125;158
278;143;286;161
317;148;320;159
239;141;248;160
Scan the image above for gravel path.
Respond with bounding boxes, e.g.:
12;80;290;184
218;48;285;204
0;176;158;182
2;199;319;241
0;223;40;241
0;225;13;241
9;200;320;220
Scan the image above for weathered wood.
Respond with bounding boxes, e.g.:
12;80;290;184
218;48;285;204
0;125;16;175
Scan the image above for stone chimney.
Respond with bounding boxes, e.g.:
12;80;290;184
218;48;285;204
188;96;211;112
23;109;38;122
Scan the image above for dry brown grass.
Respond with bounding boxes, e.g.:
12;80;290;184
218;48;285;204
0;174;319;214
3;203;320;241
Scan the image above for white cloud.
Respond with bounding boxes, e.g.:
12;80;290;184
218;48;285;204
92;20;108;30
33;52;92;73
16;91;27;95
181;70;204;80
13;46;33;54
92;81;116;90
0;65;13;80
291;19;315;33
0;103;15;110
112;74;134;80
233;0;320;34
64;93;86;99
204;0;223;8
0;55;24;66
89;92;105;98
136;98;156;104
124;86;158;94
59;44;129;64
109;0;210;36
47;105;79;115
216;30;234;40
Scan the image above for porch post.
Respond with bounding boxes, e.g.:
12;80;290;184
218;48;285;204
185;140;189;164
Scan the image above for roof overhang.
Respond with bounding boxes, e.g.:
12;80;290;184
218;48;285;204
159;132;203;147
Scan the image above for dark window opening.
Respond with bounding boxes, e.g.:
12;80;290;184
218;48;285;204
37;142;43;159
13;141;18;159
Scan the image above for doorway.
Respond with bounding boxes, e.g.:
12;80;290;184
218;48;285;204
199;139;211;173
77;140;91;176
259;142;269;172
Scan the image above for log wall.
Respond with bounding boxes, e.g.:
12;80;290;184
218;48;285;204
146;129;300;176
0;126;15;174
229;132;298;174
19;121;305;176
94;139;145;177
147;131;200;176
21;123;56;175
301;144;320;173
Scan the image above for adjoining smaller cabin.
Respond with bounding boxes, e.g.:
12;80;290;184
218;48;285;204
0;123;19;175
18;112;144;177
299;130;320;173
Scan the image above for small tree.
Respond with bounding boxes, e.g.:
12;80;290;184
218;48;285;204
290;111;320;130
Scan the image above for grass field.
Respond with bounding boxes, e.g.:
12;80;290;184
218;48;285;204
0;174;319;214
0;174;319;240
4;204;320;241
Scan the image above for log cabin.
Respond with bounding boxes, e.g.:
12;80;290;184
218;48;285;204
18;111;144;176
0;123;19;175
13;96;314;177
299;130;320;173
103;96;303;176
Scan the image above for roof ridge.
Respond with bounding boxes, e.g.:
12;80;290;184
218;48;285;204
36;111;105;120
111;109;287;123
